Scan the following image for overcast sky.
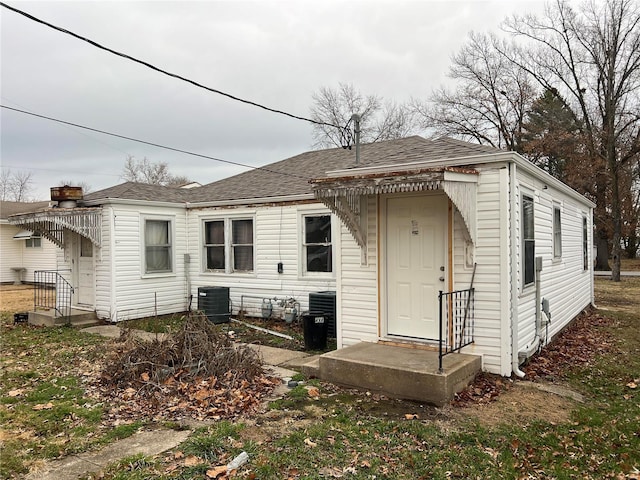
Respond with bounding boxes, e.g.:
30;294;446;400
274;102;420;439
1;0;545;200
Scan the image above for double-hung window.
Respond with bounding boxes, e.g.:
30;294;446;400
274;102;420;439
232;219;253;272
303;214;332;273
25;235;42;248
203;218;254;273
583;216;589;271
522;194;535;287
144;219;173;274
553;204;562;258
204;220;225;270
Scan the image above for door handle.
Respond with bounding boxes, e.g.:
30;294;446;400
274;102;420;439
439;276;445;282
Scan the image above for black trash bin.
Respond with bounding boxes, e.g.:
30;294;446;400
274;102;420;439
302;312;329;350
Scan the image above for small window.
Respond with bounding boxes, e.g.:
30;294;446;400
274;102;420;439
522;195;535;286
80;236;93;258
145;219;172;273
231;219;253;272
204;220;225;270
553;205;562;258
583;216;589;271
25;236;42;248
304;215;332;273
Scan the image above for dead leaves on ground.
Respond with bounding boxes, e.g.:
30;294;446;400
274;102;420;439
454;308;616;406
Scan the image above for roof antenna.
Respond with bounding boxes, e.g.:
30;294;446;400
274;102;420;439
351;113;361;165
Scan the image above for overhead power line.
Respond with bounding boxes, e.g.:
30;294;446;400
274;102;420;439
0;2;346;134
1;105;311;181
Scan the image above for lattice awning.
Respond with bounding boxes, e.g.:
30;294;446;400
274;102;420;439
312;167;478;248
8;207;102;248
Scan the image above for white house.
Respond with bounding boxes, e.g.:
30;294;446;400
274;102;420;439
8;137;595;379
311;137;595;377
0;201;58;285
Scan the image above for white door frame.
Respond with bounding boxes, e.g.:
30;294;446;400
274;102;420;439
71;233;95;309
380;192;449;342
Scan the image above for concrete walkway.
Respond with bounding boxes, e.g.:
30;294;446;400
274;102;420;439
24;325;316;480
25;429;191;480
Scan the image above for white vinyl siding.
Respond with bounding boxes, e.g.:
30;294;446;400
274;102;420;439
99;205;187;322
337;195;378;348
190;203;336;319
515;169;593;360
455;166;510;375
0;223;58;284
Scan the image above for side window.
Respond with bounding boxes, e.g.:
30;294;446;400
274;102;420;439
304;215;332;273
144;219;172;274
232;219;254;272
204;220;225;270
25;235;42;248
583;216;589;271
522;194;535;286
203;218;254;273
553;204;562;258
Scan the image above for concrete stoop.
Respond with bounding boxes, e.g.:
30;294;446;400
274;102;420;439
28;309;100;328
318;342;481;407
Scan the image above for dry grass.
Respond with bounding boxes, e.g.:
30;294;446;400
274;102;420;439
621;257;640;271
594;276;640;314
0;284;34;312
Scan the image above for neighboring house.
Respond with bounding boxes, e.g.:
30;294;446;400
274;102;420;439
7;136;595;379
0;201;58;284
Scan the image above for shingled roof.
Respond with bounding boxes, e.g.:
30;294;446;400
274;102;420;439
188;136;501;203
83;181;190;204
0;201;52;219
83;137;502;205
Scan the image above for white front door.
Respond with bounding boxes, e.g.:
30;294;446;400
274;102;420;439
386;194;447;340
74;236;95;307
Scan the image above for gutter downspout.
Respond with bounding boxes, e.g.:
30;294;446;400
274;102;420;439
184;203;191;312
509;161;526;378
109;205;118;322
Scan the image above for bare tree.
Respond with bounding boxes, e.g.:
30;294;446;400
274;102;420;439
0;168;34;201
414;32;538;151
58;180;93;194
310;83;419;149
121;156;191;187
502;0;640;280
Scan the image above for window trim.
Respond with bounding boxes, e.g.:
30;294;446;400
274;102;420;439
521;193;535;288
202;216;255;274
231;218;254;273
582;215;589;271
25;235;42;248
553;203;562;259
203;219;225;271
141;216;175;276
300;211;334;276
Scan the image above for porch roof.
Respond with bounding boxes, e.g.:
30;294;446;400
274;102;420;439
311;166;478;248
8;207;102;248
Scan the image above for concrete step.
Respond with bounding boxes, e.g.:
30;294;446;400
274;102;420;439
318;342;481;406
28;309;100;328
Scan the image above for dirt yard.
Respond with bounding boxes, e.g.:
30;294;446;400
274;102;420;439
0;284;34;312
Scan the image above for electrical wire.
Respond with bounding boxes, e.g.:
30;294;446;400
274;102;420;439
1;104;311;181
0;2;345;134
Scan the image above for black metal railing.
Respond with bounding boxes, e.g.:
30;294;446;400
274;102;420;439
34;270;73;322
438;288;475;372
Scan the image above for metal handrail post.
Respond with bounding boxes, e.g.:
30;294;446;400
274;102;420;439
438;290;444;373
